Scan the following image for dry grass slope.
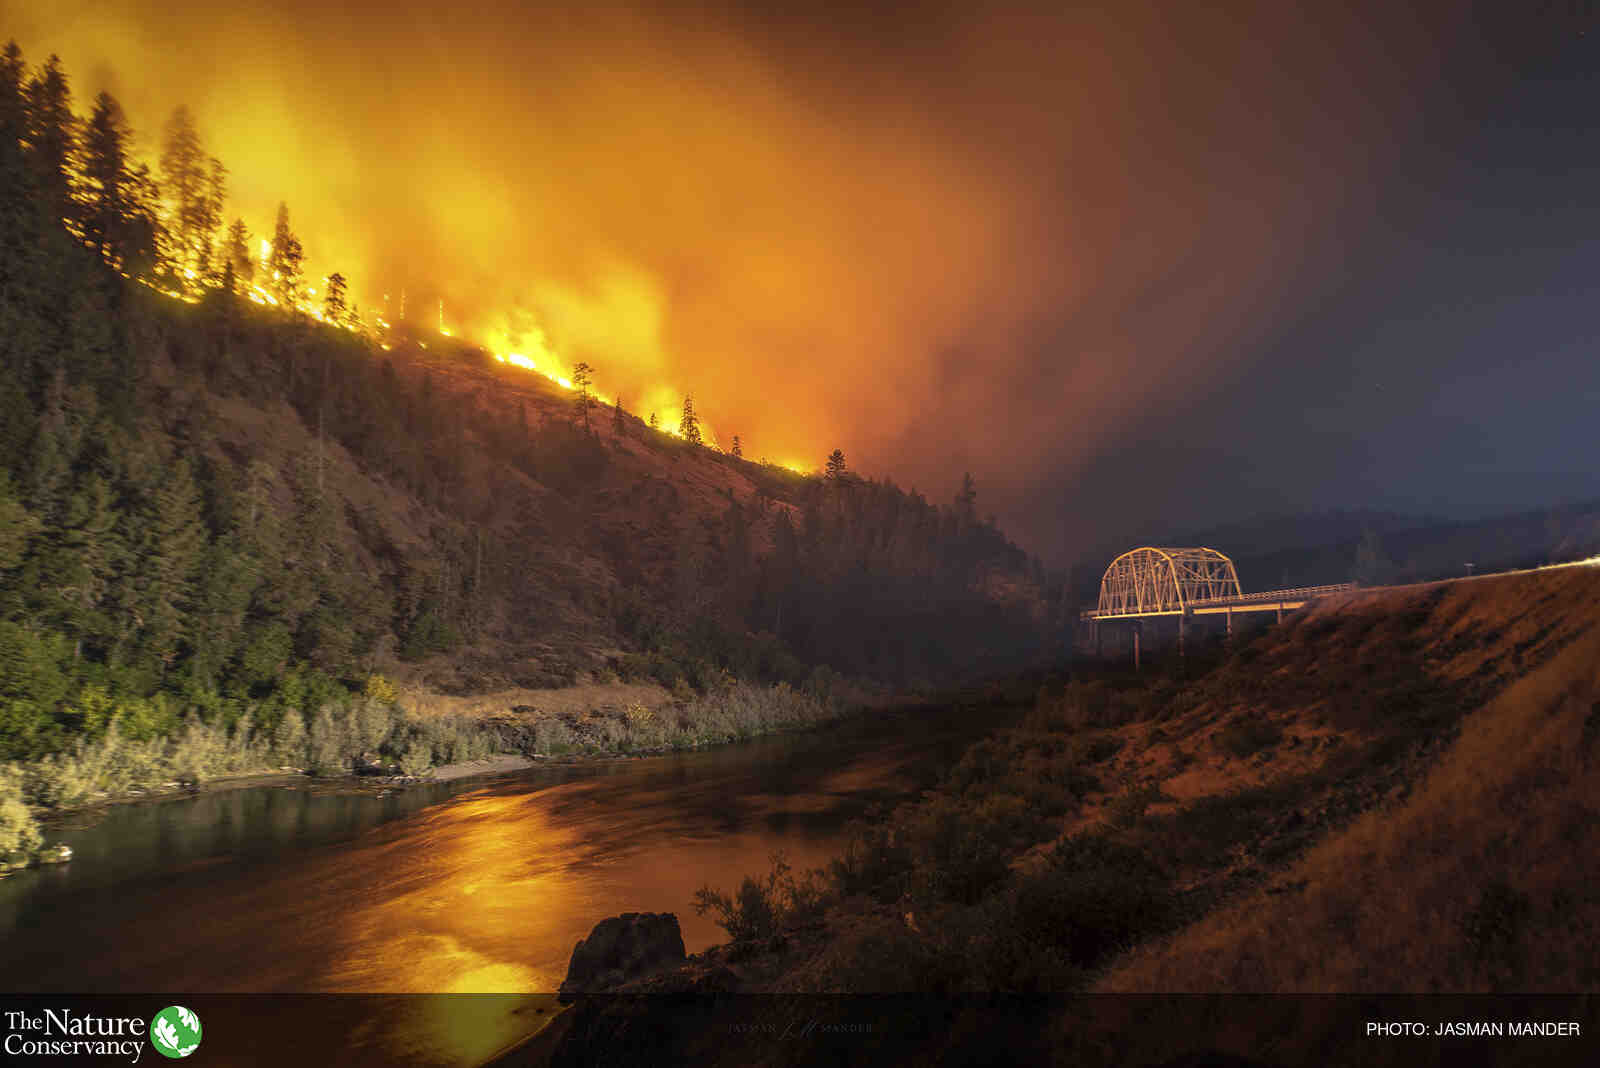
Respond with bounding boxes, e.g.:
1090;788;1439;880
1100;565;1600;994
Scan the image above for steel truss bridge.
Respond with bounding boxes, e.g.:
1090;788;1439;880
1080;547;1354;664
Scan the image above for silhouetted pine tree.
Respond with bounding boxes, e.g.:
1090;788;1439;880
22;54;75;217
77;92;131;264
572;361;594;433
223;218;252;291
679;395;701;446
266;202;303;307
323;271;348;326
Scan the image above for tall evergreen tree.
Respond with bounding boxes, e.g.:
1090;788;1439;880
199;157;227;285
0;473;39;576
159;105;208;283
730;434;742;459
36;474;123;661
0;42;25;141
133;459;207;676
222;217;252;291
21;54;75;216
0;44;54;463
266;202;303;308
825;449;847;480
954;472;977;526
322;271;348;326
77;92;130;262
572;361;594;432
679;394;701;446
119;163;165;279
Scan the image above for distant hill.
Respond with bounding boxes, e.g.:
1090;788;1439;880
1071;503;1600;605
1159;509;1444;559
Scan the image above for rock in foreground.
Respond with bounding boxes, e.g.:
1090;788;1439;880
558;912;687;1002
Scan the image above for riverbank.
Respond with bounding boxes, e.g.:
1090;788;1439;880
2;679;850;867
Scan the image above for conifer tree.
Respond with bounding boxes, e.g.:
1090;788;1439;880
200;157;227;285
136;459;207;675
266;202;304;308
679;394;701;446
38;474;122;660
0;43;24;142
223;218;252;291
825;449;847;480
649;411;659;432
119;163;165;279
323;271;348;326
0;474;39;574
730;435;742;459
612;396;626;436
955;472;977;525
78;92;131;263
22;54;75;215
160;106;209;283
571;361;594;432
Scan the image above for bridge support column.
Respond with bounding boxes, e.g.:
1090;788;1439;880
1226;605;1234;638
1177;611;1187;658
1092;621;1101;657
1276;602;1284;623
1133;622;1141;672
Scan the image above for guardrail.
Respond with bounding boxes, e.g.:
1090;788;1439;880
1082;582;1357;619
1184;582;1356;607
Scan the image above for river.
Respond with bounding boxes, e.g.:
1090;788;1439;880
0;703;1007;1065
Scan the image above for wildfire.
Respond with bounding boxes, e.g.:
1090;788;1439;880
124;204;737;458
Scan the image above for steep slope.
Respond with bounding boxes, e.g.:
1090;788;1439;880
0;221;1058;762
1098;563;1600;995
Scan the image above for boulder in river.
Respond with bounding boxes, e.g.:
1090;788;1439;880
558;912;687;1002
36;843;73;865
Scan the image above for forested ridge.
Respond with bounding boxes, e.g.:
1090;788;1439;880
0;43;1064;764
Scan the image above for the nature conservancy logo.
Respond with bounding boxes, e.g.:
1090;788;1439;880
3;1004;202;1062
149;1007;202;1059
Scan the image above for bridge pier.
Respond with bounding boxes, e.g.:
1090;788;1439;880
1177;611;1187;658
1226;604;1233;638
1133;622;1141;672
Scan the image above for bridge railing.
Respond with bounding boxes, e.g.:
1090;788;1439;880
1184;582;1356;608
1083;582;1357;619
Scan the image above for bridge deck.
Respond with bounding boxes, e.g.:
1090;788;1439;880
1082;582;1356;620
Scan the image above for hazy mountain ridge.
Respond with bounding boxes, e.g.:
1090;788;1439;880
1071;502;1600;603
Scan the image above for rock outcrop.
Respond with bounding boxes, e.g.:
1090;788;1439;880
558;912;687;1002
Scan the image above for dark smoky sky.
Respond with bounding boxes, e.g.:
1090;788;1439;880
6;1;1598;564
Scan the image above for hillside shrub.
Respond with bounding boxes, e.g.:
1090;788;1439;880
0;764;41;856
1462;879;1531;984
1216;717;1283;758
996;833;1176;973
693;852;830;943
305;706;350;775
831;817;915;903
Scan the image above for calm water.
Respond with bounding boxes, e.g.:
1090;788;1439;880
0;705;1004;1065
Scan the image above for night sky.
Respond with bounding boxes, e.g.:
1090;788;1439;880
5;1;1597;564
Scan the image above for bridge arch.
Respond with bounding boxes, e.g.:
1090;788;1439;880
1096;547;1242;615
